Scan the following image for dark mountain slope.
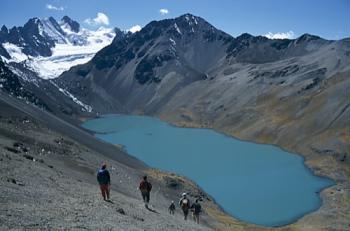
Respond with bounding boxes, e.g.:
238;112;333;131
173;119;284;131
0;59;48;109
57;14;348;119
226;33;331;63
0;17;57;57
57;14;234;113
61;15;80;33
0;58;93;119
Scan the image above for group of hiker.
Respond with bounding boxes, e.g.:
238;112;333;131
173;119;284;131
178;192;202;224
96;163;202;224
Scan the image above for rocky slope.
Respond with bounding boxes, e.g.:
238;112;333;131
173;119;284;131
0;58;93;119
1;71;349;231
0;96;210;230
0;87;260;231
57;14;232;112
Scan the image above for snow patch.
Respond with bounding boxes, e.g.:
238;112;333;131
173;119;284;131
0;55;10;63
50;81;93;112
3;18;116;80
38;23;45;37
9;26;115;79
27;27;114;79
169;38;176;56
8;65;39;85
2;43;28;62
169;38;176;46
193;16;198;25
41;18;66;43
25;52;95;79
174;23;182;35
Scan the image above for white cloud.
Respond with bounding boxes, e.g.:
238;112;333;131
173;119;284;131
128;25;142;33
264;31;295;39
159;8;169;15
46;4;64;11
84;13;110;26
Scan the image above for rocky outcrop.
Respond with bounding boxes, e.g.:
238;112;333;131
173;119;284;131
61;16;80;33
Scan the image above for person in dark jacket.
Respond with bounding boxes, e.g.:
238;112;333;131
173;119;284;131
96;163;111;201
191;199;202;224
179;193;191;220
168;201;176;215
139;175;152;208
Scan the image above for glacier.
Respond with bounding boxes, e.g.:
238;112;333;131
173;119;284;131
1;17;116;79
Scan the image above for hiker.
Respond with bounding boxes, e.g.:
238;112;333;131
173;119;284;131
179;193;191;220
139;175;152;208
191;199;202;224
96;163;111;201
168;201;176;215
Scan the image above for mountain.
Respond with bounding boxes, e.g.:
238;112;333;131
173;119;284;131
61;15;80;33
0;16;119;116
0;59;47;108
0;17;56;58
57;14;233;112
1;13;349;230
0;16;118;79
0;57;93;119
57;13;350;163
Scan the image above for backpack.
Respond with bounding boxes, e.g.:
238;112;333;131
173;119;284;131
97;169;109;184
181;198;189;209
139;181;152;193
193;203;202;214
169;203;175;210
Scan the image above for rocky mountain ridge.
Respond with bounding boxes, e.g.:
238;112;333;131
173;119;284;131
0;16;119;117
0;16;118;79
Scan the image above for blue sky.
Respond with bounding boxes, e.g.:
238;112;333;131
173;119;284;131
0;0;349;39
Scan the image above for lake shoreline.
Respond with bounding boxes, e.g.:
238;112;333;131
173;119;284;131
82;113;337;229
155;113;349;230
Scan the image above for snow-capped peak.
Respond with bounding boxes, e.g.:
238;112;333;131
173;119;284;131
41;17;67;44
1;16;117;79
60;16;80;33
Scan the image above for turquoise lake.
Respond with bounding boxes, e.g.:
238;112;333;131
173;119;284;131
82;114;334;227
